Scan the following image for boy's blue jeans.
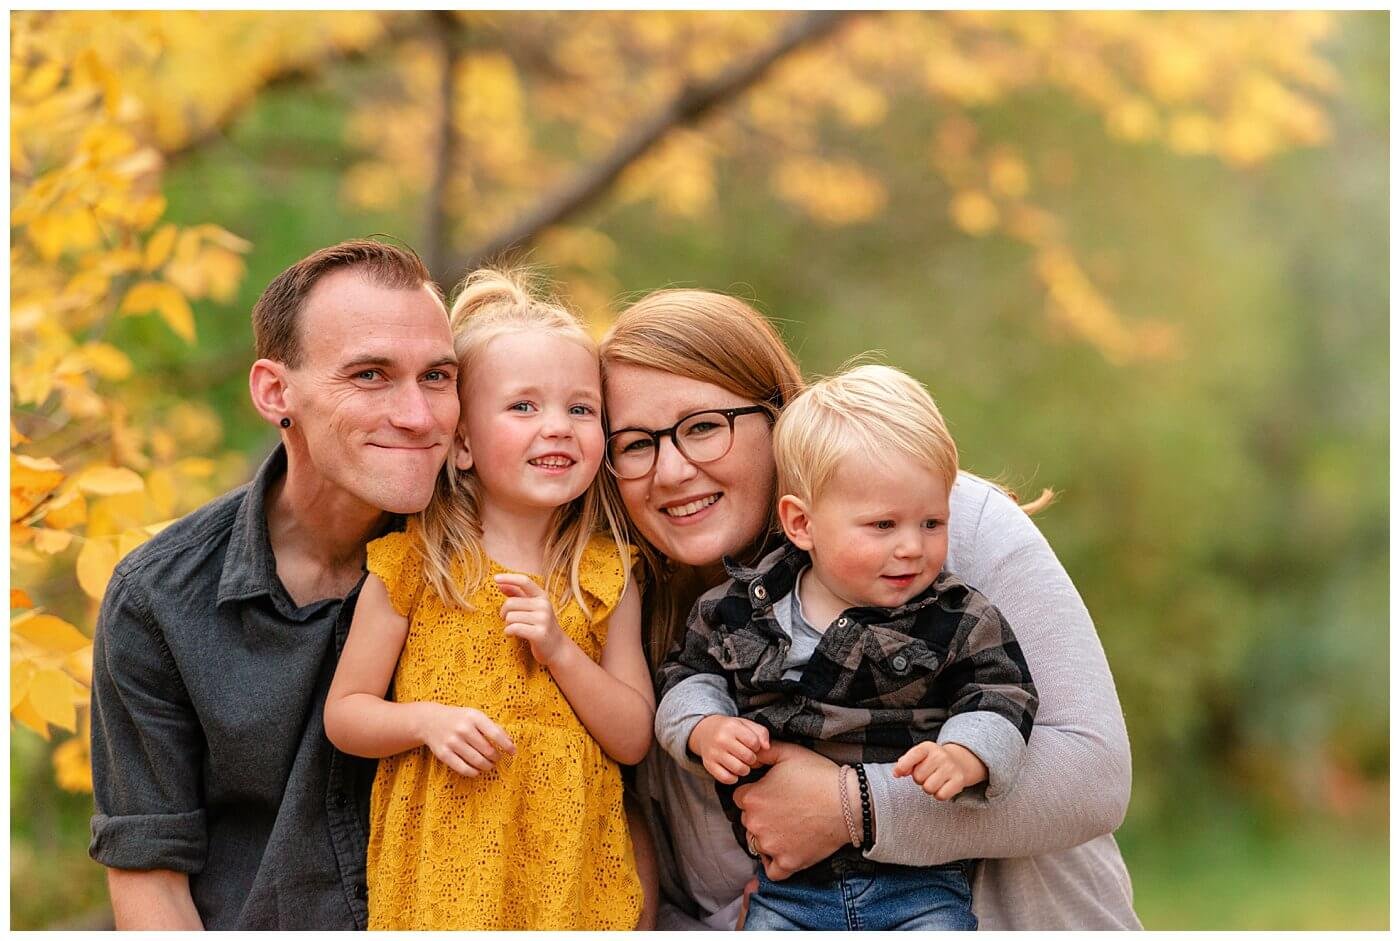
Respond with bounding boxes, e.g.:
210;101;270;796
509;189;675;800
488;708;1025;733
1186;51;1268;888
743;856;977;931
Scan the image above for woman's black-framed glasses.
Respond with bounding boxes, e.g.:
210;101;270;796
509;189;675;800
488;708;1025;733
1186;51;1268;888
605;406;773;480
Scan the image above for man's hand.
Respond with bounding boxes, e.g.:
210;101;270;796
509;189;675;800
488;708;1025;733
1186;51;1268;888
892;741;986;800
413;702;516;777
687;715;770;785
496;574;570;667
733;741;846;880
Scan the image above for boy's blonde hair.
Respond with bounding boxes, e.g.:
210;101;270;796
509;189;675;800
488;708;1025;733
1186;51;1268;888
416;267;630;614
774;363;959;506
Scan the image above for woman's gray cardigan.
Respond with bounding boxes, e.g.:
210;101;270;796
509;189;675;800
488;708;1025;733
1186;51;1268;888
642;473;1141;930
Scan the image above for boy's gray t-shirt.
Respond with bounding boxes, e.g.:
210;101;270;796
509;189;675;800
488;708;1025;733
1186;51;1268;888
776;568;824;679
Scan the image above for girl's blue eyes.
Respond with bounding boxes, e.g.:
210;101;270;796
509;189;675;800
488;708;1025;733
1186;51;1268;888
508;402;598;416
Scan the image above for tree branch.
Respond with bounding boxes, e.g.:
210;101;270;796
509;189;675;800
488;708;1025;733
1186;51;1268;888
162;12;428;165
448;10;860;277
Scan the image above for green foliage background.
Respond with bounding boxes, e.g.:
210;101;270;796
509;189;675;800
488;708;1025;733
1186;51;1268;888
11;12;1387;929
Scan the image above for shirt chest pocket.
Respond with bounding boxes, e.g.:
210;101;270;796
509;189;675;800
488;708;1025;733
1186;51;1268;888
707;629;771;674
852;627;949;708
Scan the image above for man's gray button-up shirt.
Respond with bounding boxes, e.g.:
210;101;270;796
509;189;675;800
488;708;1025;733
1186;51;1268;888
88;446;379;929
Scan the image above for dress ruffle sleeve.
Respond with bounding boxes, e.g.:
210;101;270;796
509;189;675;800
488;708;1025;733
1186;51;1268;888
365;530;425;618
577;535;637;644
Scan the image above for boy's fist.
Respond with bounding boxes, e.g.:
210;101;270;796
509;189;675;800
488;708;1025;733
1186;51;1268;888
893;741;987;800
688;715;771;784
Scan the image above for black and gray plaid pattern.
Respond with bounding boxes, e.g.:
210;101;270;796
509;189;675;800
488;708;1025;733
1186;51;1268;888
658;540;1039;767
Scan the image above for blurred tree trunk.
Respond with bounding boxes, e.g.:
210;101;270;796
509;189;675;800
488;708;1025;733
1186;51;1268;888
424;11;464;279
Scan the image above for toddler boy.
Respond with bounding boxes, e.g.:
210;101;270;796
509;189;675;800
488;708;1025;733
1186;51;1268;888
655;363;1038;931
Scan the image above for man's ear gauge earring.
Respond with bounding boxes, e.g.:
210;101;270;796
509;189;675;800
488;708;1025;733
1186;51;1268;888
280;417;292;429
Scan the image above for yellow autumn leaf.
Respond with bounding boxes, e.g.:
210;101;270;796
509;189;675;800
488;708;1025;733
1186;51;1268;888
79;343;134;381
174;457;218;478
143;223;178;270
119;280;196;342
118;528;151;559
12;695;51;740
988;153;1031;199
76;536;119;600
191;223;253;253
11;454;65;520
12;660;37;710
32;527;74;554
146;468;177;517
13;613;91;655
64;646;94;688
43;488;87;530
11;588;35;609
950;190;1000;236
75;465;145;496
54;737;94;793
27;668;79;732
200;246;247;303
17;61;64;102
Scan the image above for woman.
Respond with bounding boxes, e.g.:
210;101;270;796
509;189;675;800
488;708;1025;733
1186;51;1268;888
600;289;1140;930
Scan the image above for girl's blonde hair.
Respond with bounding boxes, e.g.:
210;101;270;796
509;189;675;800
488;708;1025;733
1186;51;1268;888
416;267;630;615
775;363;959;505
599;289;806;665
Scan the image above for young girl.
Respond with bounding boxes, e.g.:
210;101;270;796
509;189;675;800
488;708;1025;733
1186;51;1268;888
324;269;654;930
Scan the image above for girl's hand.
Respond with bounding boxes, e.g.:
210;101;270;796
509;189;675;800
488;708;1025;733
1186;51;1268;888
495;573;569;667
413;702;516;777
893;740;987;800
733;742;849;881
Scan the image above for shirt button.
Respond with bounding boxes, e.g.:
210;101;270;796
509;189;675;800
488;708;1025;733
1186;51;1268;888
753;585;767;601
892;654;909;671
837;617;849;627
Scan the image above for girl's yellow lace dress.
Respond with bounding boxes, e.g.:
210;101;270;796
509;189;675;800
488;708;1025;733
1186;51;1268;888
362;530;643;930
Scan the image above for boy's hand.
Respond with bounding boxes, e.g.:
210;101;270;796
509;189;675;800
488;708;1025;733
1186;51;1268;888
414;702;516;777
688;715;771;784
496;574;569;667
893;741;987;800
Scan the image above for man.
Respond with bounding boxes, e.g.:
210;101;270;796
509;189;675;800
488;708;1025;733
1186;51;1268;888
88;240;460;928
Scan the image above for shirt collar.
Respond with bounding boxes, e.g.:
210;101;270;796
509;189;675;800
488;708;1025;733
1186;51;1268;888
722;538;809;610
722;536;956;625
216;444;291;609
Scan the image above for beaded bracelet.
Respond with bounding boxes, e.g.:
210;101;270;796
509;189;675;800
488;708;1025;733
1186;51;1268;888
853;763;874;849
837;766;861;847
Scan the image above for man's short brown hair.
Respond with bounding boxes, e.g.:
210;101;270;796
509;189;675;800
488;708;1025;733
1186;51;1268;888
252;238;440;366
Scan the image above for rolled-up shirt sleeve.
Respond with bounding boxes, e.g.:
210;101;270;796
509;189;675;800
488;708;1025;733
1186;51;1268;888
89;569;208;873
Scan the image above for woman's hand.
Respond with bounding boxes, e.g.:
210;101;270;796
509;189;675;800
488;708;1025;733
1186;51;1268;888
732;741;851;880
496;573;570;667
413;702;516;777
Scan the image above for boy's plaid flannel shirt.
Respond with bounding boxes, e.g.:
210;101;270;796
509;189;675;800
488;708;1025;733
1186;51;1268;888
657;540;1039;789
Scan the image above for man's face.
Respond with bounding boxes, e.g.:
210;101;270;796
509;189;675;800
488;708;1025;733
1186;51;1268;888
284;269;459;515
